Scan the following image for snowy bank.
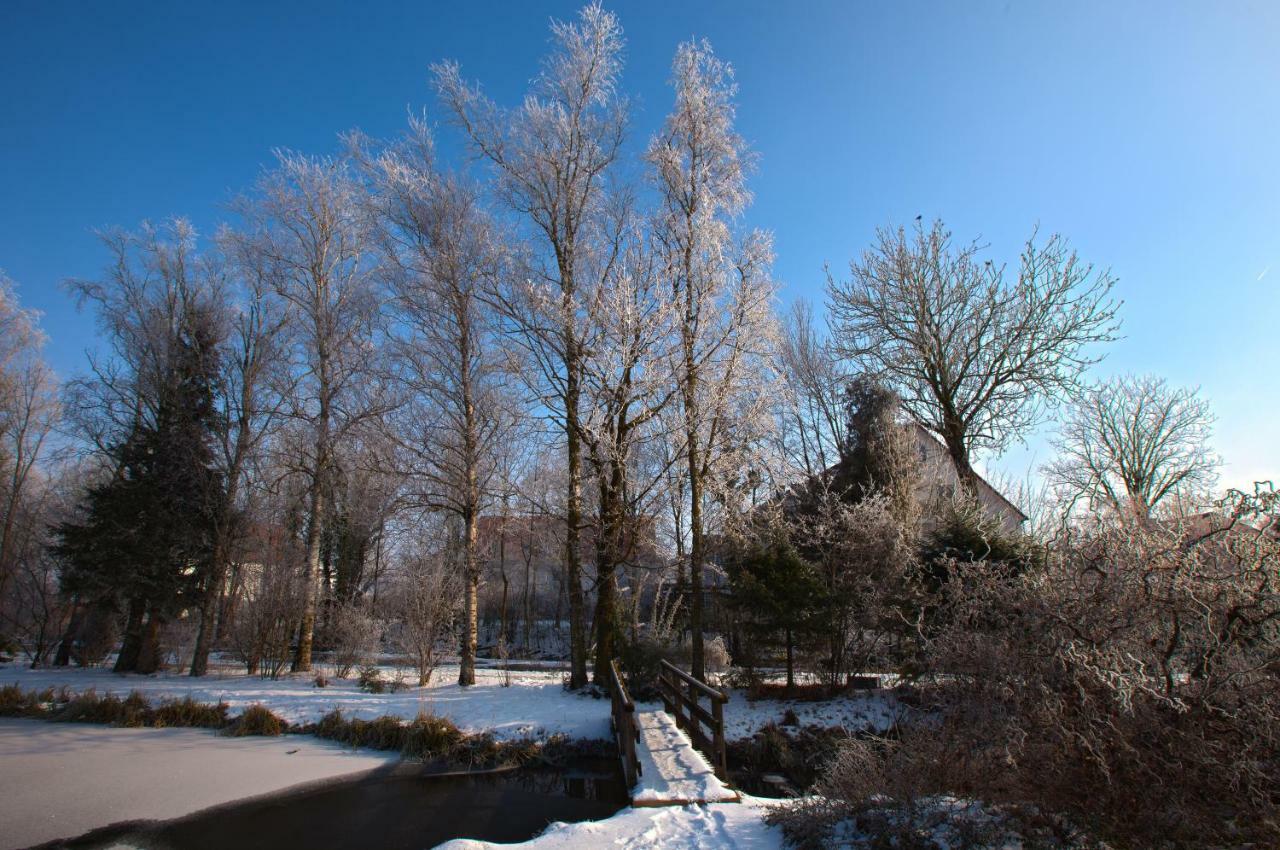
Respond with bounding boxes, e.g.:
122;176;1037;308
0;662;612;741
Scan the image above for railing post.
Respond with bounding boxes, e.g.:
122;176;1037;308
712;693;726;779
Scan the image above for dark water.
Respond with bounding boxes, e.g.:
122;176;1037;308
45;760;627;850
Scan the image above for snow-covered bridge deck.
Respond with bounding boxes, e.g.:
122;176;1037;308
631;708;740;806
610;659;741;807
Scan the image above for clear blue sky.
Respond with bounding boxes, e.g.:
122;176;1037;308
2;0;1277;492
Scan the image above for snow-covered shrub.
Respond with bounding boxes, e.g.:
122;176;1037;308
780;487;1280;848
703;634;731;679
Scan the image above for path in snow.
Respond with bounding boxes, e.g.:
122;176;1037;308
0;718;397;850
439;795;784;850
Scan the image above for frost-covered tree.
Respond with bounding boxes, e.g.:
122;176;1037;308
1048;374;1219;520
0;276;58;612
231;154;385;672
367;122;515;687
828;219;1120;495
578;221;678;683
434;3;628;688
649;38;777;680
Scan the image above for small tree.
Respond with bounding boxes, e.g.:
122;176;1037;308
391;551;462;686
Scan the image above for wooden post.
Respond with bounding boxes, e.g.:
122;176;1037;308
712;693;726;779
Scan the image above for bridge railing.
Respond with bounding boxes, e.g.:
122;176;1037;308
658;659;729;779
609;658;641;788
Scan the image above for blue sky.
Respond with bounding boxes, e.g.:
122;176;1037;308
2;0;1277;492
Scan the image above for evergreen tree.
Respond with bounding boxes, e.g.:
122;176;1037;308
726;531;825;689
55;308;225;673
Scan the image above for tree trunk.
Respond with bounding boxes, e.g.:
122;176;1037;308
135;609;164;674
459;508;479;687
292;466;325;673
591;458;625;685
688;446;706;682
941;422;981;499
115;597;146;673
564;356;588;689
54;599;82;667
786;628;795;689
190;533;230;677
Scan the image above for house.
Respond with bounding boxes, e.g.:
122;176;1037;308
910;423;1027;533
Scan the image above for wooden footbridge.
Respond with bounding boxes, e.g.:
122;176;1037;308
609;659;740;807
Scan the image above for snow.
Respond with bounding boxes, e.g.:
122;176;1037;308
631;709;738;804
0;662;611;741
721;687;904;738
0;718;396;850
438;795;785;850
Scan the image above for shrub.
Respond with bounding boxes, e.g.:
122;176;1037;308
227;703;286;736
402;712;463;759
0;683;45;717
152;696;228;728
357;665;386;694
327;601;380;678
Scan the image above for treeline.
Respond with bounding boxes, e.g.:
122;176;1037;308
0;2;1241;703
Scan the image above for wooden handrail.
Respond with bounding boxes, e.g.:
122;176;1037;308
659;659;727;702
657;660;730;779
609;658;641;789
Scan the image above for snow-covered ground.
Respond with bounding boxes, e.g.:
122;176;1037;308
0;718;397;850
0;662;902;745
722;687;904;738
0;662;612;741
439;796;785;850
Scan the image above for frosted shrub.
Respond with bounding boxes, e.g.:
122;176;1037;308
328;600;380;678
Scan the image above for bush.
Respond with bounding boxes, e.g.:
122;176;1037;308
327;601;380;678
785;491;1280;849
0;683;46;717
403;712;464;759
226;703;286;736
357;665;386;693
53;690;151;727
152;696;228;728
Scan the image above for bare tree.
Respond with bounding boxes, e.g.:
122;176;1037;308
776;299;850;481
578;221;678;683
1047;374;1219;520
0;276;59;609
434;2;628;688
649;38;778;680
366;123;514;686
231;153;384;672
188;237;290;675
827;219;1120;494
